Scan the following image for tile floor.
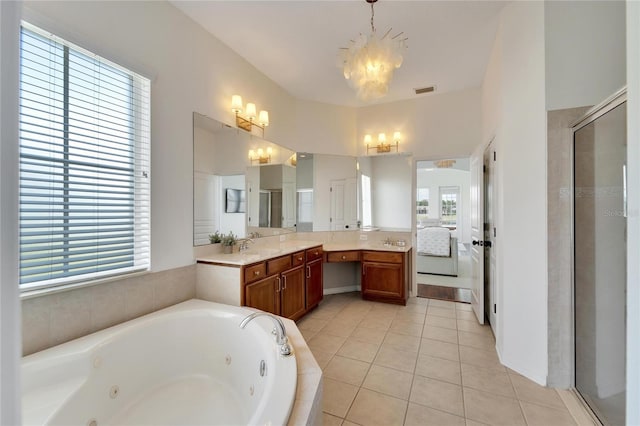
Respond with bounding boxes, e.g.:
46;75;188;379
296;292;582;426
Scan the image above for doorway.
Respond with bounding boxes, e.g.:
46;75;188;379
483;143;497;331
573;96;626;426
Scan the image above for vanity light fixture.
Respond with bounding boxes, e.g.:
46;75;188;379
365;131;400;154
231;95;269;136
248;147;272;164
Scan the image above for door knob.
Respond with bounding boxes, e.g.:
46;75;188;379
484;241;492;248
472;240;483;246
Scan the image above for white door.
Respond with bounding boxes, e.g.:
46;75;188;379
345;177;358;230
484;143;497;332
470;147;485;324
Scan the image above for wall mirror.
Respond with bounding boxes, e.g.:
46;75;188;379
193;112;296;246
357;154;413;232
295;153;358;232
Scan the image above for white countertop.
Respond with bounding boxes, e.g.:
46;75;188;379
323;241;412;253
196;240;323;266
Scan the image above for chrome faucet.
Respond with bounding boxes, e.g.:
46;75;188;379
239;312;292;356
237;238;254;251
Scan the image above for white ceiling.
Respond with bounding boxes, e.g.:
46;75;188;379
171;1;507;107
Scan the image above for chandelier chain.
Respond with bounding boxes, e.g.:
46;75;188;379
370;2;375;33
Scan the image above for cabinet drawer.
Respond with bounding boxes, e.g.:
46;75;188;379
244;262;267;284
306;246;323;262
326;251;360;263
267;255;292;275
362;251;403;264
292;251;305;267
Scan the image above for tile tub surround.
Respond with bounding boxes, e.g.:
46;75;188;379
302;292;586;426
546;106;591;388
21;265;196;355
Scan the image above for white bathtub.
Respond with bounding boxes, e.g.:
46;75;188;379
22;299;298;426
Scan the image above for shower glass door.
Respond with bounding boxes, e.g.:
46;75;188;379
574;100;626;426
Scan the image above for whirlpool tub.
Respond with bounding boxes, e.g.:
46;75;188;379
22;299;298;425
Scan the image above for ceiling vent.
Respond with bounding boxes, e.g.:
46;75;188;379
414;86;436;95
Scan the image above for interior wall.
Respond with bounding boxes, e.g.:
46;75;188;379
0;1;22;422
356;88;482;160
371;155;413;230
219;175;246;238
625;2;640;422
482;1;548;385
545;0;626;111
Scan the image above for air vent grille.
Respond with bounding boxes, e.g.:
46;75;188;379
414;86;436;95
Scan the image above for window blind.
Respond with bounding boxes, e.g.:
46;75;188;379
19;23;150;289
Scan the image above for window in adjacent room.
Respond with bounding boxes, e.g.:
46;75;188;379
440;186;459;228
19;23;151;291
416;187;430;219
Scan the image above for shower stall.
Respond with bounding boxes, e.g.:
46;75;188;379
573;89;626;426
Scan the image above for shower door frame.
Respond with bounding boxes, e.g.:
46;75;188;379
569;87;627;425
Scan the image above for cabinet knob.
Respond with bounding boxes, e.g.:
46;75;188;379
314;251;318;255
341;255;346;260
298;257;303;261
254;271;260;276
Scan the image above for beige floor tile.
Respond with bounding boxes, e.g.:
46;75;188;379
351;326;387;345
465;419;488;426
461;363;516;398
456;302;473;311
322;377;359;418
400;303;428;314
322;412;344;426
425;315;457;330
389;319;424;337
415;354;461;385
410;375;464;417
382;332;421;353
423;325;459;344
297;316;329;332
509;374;567;409
374;346;418;373
324;355;371;387
458;330;496;352
346;389;408;426
337;339;380;363
428;299;456;309
360;314;394;330
420;338;460;362
322;320;358;338
455;310;477;321
362;364;414;400
456;319;493;336
299;327;319;342
306;307;339;321
459;345;505;372
428;306;457;319
408;297;430;306
395;311;426;324
308;332;348;355
342;421;360;426
520;401;577;426
311;349;334;370
463;387;526;425
404;402;466;426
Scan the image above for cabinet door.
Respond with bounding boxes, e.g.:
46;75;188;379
245;275;280;315
280;266;306;320
306;258;323;308
362;262;403;302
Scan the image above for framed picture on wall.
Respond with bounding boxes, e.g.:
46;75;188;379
225;188;246;213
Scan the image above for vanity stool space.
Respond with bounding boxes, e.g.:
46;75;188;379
196;243;323;321
324;246;412;305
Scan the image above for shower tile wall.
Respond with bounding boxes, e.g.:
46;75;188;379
546;106;591;387
22;265;196;355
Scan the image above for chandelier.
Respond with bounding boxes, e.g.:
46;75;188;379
338;0;408;101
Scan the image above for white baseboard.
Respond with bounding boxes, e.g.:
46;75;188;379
324;285;360;295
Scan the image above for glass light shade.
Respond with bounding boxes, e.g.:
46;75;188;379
257;148;264;157
266;147;273;156
364;134;372;145
248;149;255;159
393;131;401;142
258;110;269;127
378;133;387;144
231;95;243;113
246;103;257;119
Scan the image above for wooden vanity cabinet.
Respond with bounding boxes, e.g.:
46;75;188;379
243;245;323;320
361;250;410;305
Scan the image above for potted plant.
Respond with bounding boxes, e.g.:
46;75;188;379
221;231;237;254
208;231;222;244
